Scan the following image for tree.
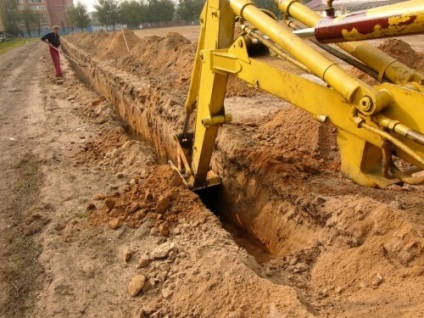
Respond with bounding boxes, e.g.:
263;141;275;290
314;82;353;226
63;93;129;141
0;0;21;35
36;11;42;36
65;5;76;32
94;0;120;30
158;0;174;24
74;2;90;30
138;1;148;25
119;0;142;29
178;0;203;23
20;6;37;37
253;0;280;18
142;0;174;26
144;0;159;25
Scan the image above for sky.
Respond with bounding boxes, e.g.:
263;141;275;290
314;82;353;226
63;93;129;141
79;0;96;12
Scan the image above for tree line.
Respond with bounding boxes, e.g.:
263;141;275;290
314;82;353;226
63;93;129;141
94;0;205;29
93;0;283;30
0;0;205;35
1;0;286;36
93;0;287;29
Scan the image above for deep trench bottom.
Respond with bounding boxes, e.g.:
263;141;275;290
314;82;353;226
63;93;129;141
196;186;273;263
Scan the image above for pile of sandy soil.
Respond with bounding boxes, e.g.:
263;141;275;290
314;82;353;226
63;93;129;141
255;106;339;167
73;98;157;176
89;165;201;229
348;39;424;84
378;39;421;67
65;30;260;98
66;29;140;59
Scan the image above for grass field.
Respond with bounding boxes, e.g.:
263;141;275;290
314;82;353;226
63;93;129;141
0;38;36;54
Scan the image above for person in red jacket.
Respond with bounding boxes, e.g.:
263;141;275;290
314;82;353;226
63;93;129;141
41;25;63;78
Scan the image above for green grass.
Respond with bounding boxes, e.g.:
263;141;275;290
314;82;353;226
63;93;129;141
0;38;37;54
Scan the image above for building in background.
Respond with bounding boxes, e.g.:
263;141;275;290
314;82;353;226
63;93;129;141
11;0;73;35
46;0;73;28
20;0;50;30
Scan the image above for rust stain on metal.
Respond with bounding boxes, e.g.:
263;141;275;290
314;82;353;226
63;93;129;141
315;14;419;43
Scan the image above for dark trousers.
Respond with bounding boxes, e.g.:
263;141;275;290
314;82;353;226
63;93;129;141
49;47;62;77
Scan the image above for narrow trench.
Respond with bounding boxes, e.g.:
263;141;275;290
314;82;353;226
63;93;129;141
114;102;276;263
68;57;275;265
196;186;273;264
121;123;275;264
67;57;327;315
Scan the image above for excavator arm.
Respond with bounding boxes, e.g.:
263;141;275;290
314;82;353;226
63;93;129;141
172;0;424;189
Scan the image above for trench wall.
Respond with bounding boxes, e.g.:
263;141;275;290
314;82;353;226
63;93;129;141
63;40;182;165
62;39;338;257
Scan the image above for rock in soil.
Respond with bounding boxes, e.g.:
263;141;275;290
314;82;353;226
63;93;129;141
150;242;175;260
105;198;116;211
159;223;170;237
109;218;122;230
138;256;150;268
128;274;146;297
155;194;171;214
122;246;134;262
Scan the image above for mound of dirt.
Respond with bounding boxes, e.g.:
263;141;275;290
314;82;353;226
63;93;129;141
65;29;141;60
89;165;203;229
105;29;141;58
348;38;424;84
65;31;111;54
73;100;157;179
113;33;193;88
258;106;338;161
378;38;420;68
114;32;259;97
65;31;260;97
84;165;318;317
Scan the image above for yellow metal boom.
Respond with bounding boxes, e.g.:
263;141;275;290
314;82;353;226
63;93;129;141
173;0;424;189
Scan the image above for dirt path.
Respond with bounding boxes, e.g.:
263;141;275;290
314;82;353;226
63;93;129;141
0;41;46;317
0;41;145;317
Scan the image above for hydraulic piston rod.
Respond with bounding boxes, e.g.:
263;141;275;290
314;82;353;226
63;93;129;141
276;0;424;84
229;0;391;114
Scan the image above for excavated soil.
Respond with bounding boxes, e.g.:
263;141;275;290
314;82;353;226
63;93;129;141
347;38;424;84
24;29;424;317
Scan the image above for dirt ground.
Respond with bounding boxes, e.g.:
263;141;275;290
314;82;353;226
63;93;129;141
134;25;200;42
1;25;424;318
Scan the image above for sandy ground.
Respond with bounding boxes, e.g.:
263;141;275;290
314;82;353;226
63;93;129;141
134;25;200;42
1;26;424;318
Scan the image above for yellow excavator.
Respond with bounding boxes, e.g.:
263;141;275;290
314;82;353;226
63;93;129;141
171;0;424;190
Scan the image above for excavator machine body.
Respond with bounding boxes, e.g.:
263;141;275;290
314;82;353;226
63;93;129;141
172;0;424;190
